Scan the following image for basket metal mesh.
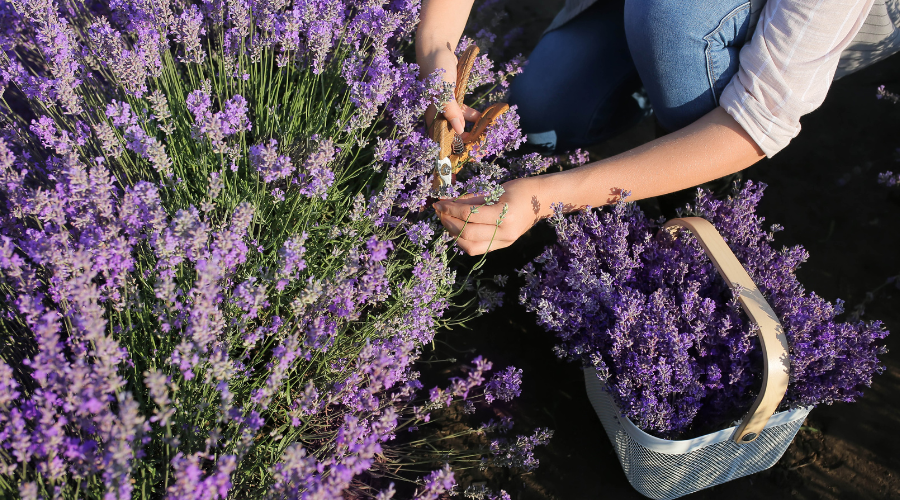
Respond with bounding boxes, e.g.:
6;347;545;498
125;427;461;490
585;368;809;500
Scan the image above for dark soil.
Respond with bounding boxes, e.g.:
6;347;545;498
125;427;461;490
429;3;900;499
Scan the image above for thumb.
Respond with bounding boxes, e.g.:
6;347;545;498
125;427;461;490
441;99;466;136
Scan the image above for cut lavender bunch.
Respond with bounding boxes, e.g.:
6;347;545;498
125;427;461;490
521;182;889;438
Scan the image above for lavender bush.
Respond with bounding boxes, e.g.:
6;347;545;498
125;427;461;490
0;0;546;497
520;182;889;438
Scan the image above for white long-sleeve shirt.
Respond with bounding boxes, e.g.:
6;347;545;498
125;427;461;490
721;0;878;156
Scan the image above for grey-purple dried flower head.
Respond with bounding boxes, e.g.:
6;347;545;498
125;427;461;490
297;136;336;200
148;89;175;135
250;139;294;183
93;121;123;158
144;369;175;426
174;4;206;64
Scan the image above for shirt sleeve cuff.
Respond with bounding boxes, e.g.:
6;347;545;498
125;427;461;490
718;82;800;158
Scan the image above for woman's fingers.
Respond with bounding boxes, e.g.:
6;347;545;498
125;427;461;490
438;213;506;241
438;211;517;255
424;102;482;137
433;177;543;256
458;105;482;142
432;198;504;225
460;104;482;122
455;237;514;256
440;99;466;135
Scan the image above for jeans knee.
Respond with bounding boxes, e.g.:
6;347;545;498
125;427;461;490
624;0;694;57
507;68;557;133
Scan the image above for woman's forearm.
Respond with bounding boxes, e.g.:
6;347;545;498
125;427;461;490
415;0;478;130
415;0;475;62
431;107;765;255
534;107;766;215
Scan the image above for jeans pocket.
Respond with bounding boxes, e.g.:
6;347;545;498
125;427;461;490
703;2;751;105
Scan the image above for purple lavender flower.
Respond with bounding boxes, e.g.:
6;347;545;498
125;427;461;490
87;19;150;97
366;236;394;262
406;221;436;247
0;1;543;496
30;115;72;154
233;277;269;320
457;37;495;89
167;453;236;499
7;0;83;113
276;232;308;290
448;356;492;400
877;84;900;104
250;139;294;183
174;4;206;64
485;428;553;472
375;484;397;500
186;83;251;152
18;482;38;500
484;366;523;404
298;0;344;74
289;381;322;425
498;54;526;89
414;464;456;500
251;334;302;410
463;484;513;500
506;152;554;178
470;105;525;160
145;369;175;426
567;149;590;166
878;171;900;188
0;361;20;409
105;100;173;176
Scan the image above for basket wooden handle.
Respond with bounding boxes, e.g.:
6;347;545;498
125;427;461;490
663;217;790;444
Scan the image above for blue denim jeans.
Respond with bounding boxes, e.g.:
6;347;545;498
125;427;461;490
508;0;754;152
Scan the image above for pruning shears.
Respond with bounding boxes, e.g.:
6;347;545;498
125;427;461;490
428;45;510;192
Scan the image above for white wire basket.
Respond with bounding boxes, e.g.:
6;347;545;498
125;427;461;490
582;218;812;500
585;370;810;499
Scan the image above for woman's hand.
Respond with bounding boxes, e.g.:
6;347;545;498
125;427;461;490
418;47;482;138
433;176;548;255
415;0;479;137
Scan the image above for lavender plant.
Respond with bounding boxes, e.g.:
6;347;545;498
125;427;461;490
0;0;544;497
520;182;889;438
876;85;900;188
845;84;900;319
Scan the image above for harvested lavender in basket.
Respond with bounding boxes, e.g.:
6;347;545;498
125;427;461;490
520;181;889;438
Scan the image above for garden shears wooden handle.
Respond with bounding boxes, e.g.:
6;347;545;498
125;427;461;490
428;45;510;192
